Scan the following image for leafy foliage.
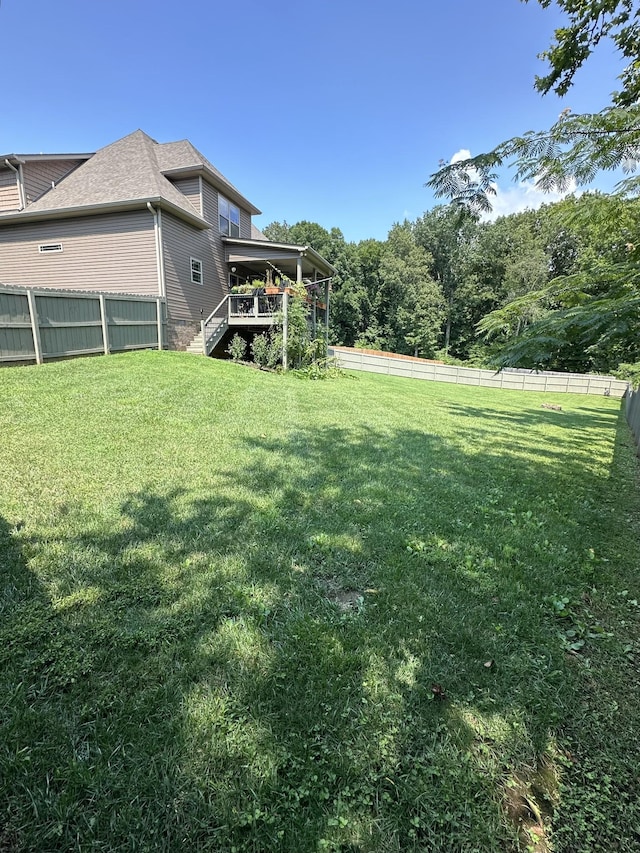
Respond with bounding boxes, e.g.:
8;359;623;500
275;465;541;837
423;0;640;372
530;0;640;108
251;331;281;369
265;189;640;372
427;106;640;216
227;333;247;362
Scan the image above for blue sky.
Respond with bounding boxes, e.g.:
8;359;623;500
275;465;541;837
0;0;626;242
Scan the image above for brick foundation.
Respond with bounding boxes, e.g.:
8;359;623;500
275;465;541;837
167;318;200;351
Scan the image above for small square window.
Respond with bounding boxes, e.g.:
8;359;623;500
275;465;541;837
190;257;203;285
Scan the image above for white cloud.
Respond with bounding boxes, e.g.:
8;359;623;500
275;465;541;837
482;177;578;221
448;148;577;220
450;148;472;164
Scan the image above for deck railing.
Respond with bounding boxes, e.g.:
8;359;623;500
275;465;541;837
202;287;328;356
201;292;286;355
229;292;283;319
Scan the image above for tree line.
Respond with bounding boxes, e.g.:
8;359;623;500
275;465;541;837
264;190;640;375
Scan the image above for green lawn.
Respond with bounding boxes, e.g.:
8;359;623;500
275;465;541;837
1;351;639;852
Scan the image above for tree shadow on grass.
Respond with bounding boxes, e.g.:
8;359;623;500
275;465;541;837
1;414;637;851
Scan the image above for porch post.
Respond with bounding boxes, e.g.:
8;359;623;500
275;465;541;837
296;254;303;284
325;279;330;348
282;290;288;371
312;292;317;339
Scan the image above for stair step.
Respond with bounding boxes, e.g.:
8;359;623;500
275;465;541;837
185;316;229;356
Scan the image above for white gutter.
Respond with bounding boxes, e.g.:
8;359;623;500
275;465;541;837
4;159;25;209
147;202;166;298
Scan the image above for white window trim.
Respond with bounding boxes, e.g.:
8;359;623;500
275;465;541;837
190;257;203;285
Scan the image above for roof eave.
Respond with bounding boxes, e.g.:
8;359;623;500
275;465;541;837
0;197;210;230
1;153;94;163
223;236;337;276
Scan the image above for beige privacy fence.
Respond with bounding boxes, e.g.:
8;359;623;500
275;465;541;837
0;284;166;364
329;347;629;398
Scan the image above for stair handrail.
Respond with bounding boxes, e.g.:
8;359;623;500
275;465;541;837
200;294;231;355
203;294;230;329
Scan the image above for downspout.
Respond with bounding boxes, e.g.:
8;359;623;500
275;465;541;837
4;159;25;210
17;164;26;209
147;202;166;298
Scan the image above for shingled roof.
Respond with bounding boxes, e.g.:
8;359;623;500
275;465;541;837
0;130;260;226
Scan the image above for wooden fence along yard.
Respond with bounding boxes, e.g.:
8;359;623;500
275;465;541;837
0;284;166;364
626;387;640;453
329;346;629;398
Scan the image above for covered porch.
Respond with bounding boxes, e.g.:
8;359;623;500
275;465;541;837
194;238;335;364
223;236;334;302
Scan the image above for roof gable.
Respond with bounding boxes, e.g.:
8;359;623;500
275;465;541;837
156;139;260;215
19;130;207;226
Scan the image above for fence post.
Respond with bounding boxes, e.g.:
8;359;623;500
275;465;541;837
282;291;288;370
26;289;43;364
99;294;110;354
156;298;163;351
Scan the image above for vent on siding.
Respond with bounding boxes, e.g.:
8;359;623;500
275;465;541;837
38;243;63;253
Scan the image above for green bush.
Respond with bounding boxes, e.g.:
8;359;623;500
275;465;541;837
251;332;282;368
227;333;247;362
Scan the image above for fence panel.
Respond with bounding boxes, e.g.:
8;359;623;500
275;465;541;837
0;284;166;364
0;289;34;360
106;297;162;352
36;293;104;358
329;347;628;397
626;389;640;451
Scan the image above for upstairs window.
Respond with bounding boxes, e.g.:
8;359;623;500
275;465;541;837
190;258;203;285
219;195;240;237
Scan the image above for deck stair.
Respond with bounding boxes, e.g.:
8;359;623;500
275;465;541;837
185;330;204;354
185;296;231;355
184;290;290;356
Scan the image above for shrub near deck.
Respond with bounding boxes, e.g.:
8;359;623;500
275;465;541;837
0;351;638;852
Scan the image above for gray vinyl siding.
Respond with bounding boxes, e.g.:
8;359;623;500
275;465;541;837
201;178;252;239
170;177;202;216
0;168;20;211
0;211;158;295
239;207;251;239
162;212;224;322
23;159;86;205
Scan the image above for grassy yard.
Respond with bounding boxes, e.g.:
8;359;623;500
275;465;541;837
0;351;639;852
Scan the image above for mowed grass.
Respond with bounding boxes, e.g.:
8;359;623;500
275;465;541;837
1;351;639;853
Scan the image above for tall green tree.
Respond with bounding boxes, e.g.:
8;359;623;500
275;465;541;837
427;0;640;372
477;194;640;371
413;206;477;356
378;223;445;357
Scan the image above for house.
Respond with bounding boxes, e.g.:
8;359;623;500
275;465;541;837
0;130;335;353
